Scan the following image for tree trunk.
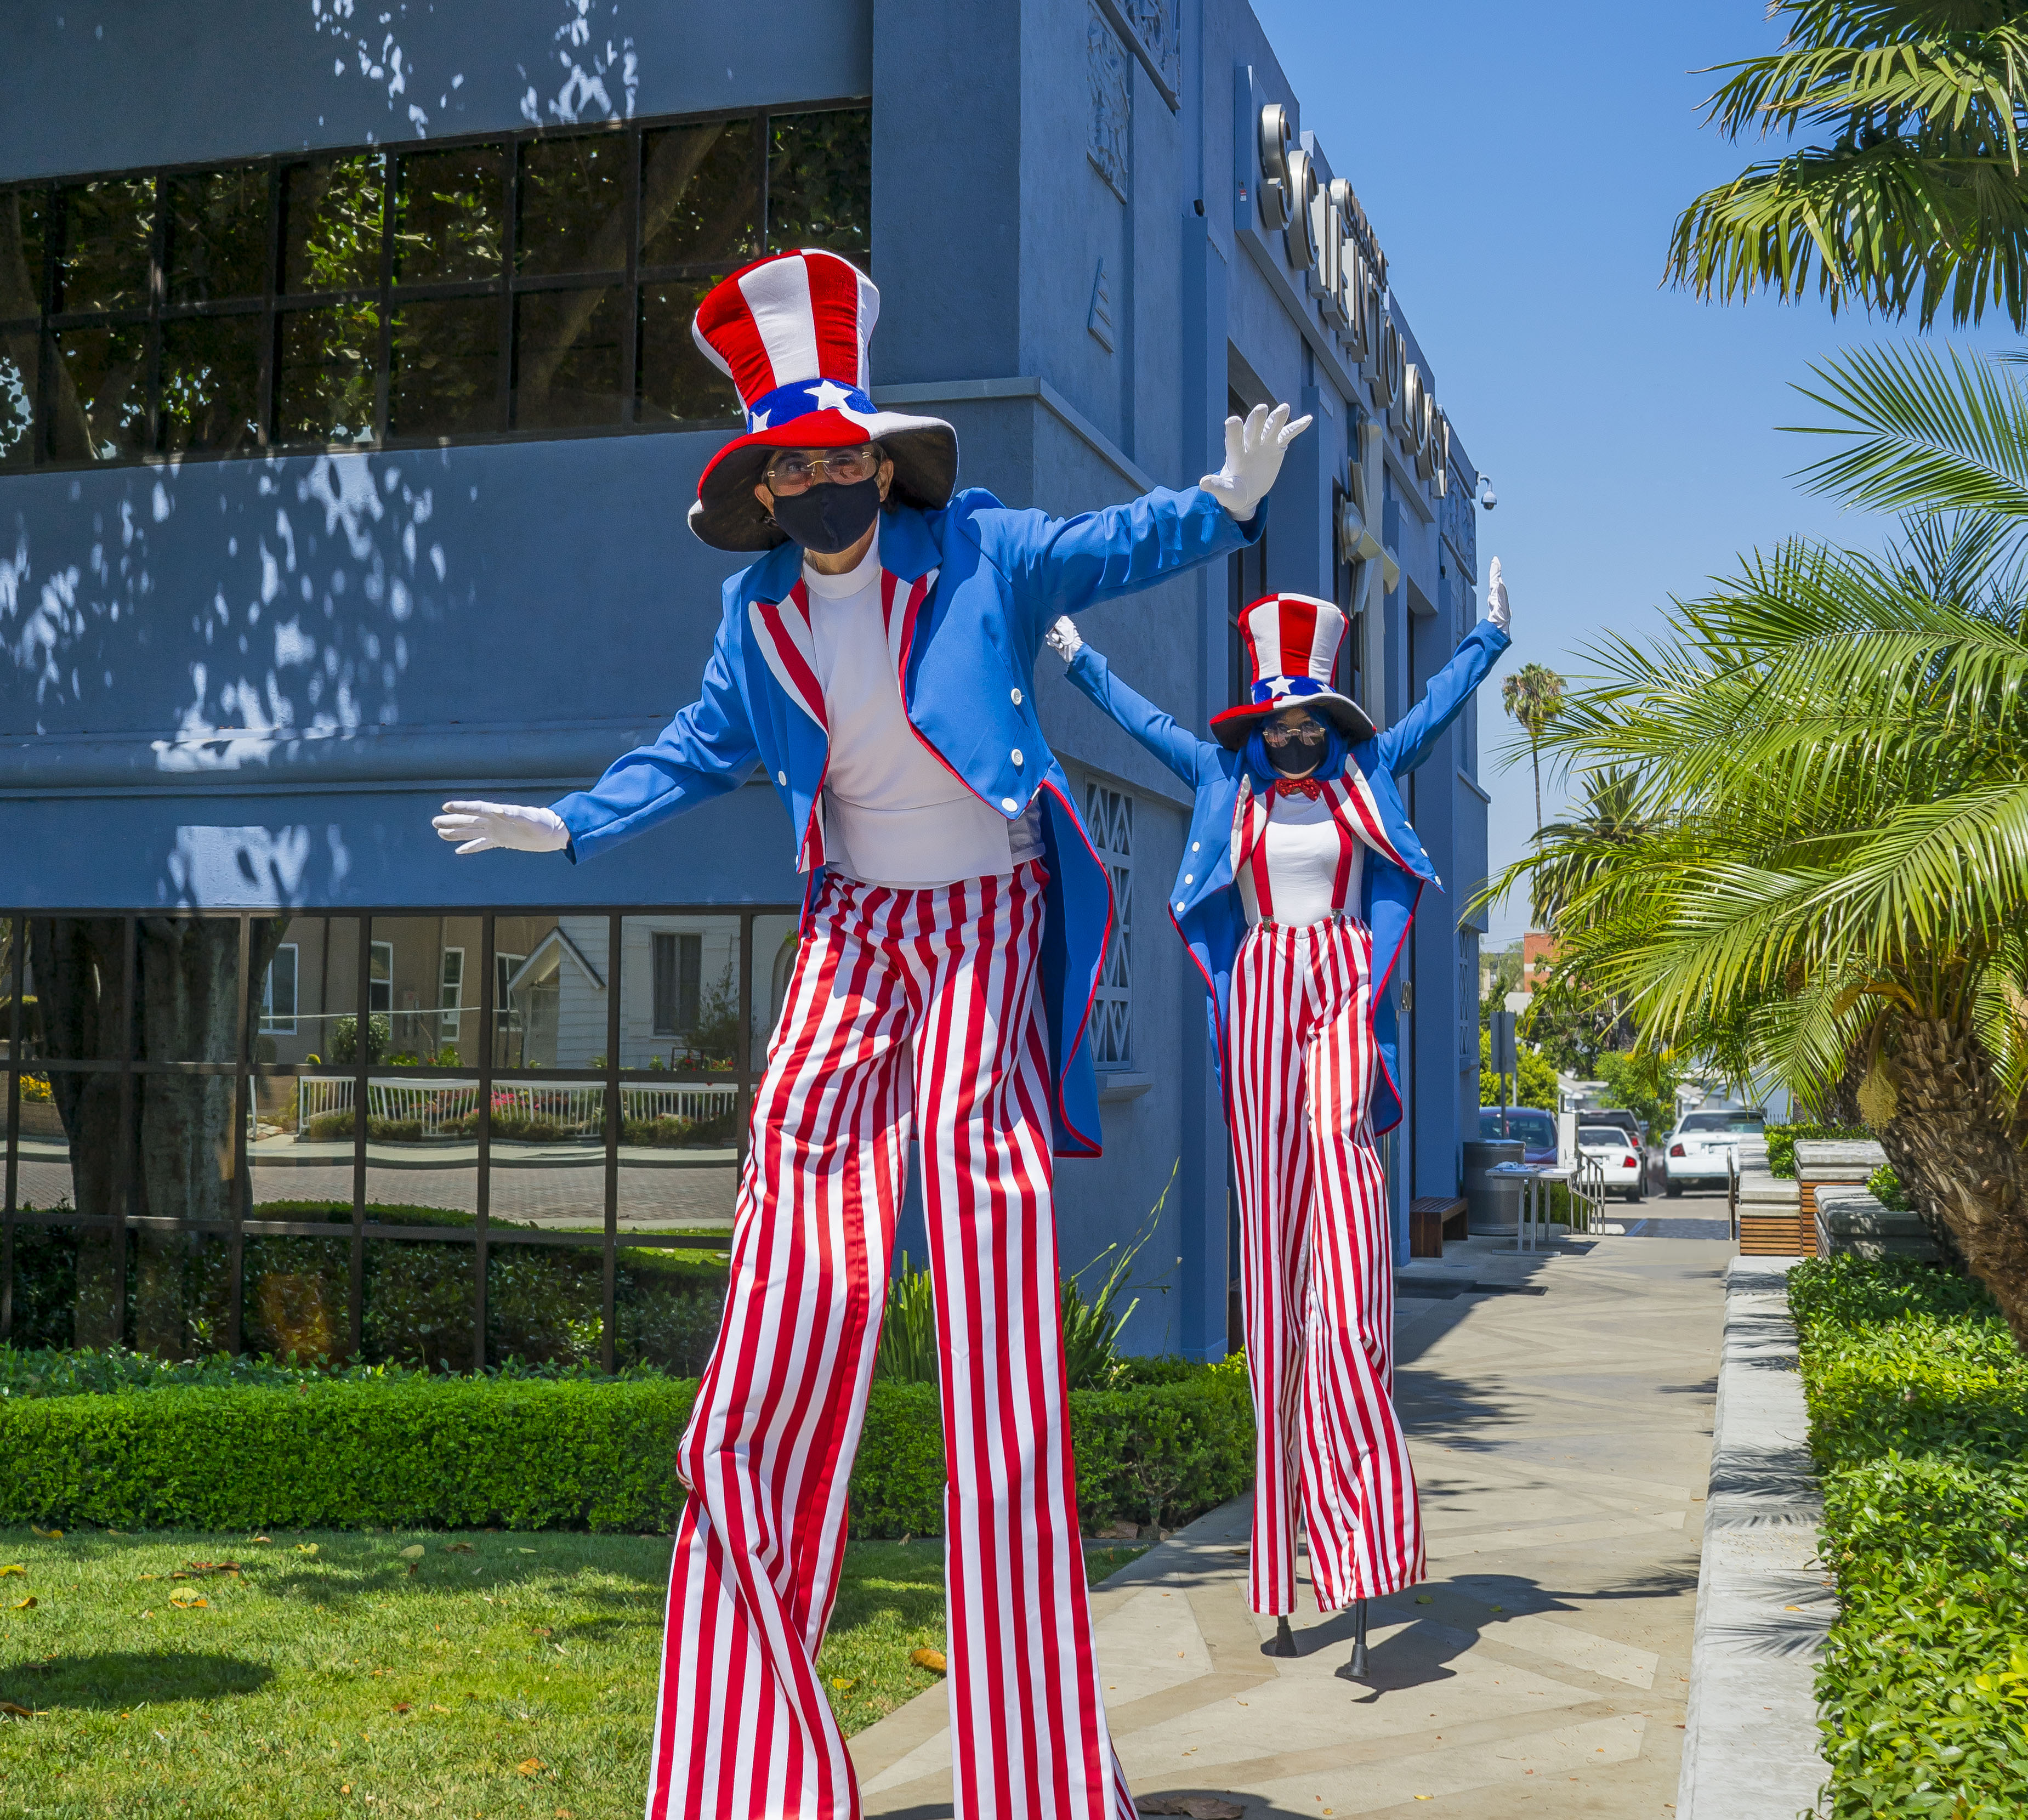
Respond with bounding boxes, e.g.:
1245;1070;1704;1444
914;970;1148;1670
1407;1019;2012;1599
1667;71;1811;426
27;915;289;1356
1887;1014;2028;1348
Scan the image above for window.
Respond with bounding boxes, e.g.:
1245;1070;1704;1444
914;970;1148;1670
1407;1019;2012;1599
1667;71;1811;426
368;940;394;1014
1226;388;1271;711
0;105;870;472
652;932;702;1035
1;904;792;1368
1084;784;1133;1067
494;952;526;1054
438;946;464;1039
260;943;299;1034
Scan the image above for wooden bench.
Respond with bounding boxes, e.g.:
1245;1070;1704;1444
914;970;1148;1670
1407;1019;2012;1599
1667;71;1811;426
1409;1195;1468;1258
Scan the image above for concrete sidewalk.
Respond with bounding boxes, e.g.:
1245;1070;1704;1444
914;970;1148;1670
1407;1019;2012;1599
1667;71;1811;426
853;1227;1728;1818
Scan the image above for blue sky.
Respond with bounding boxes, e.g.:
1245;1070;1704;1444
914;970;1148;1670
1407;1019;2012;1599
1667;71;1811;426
1252;0;2018;942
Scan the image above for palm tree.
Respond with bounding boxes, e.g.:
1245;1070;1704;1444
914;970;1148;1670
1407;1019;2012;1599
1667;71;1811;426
1501;662;1565;834
1667;2;2028;330
1485;422;2028;1338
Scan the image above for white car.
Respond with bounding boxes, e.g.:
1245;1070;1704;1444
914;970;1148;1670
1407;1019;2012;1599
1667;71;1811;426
1663;1108;1766;1195
1576;1124;1647;1203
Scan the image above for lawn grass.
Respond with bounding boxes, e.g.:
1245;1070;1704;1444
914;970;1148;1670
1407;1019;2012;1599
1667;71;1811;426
0;1526;1146;1818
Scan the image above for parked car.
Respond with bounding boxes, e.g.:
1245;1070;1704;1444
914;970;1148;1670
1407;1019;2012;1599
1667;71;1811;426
1478;1105;1559;1166
1662;1107;1766;1195
1577;1122;1646;1202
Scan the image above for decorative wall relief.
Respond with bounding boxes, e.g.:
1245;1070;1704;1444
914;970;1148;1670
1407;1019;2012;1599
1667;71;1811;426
1087;4;1130;199
1123;0;1181;98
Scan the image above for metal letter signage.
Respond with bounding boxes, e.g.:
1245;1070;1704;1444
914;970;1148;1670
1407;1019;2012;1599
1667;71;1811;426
1249;102;1451;502
1282;145;1318;271
1258;103;1292;231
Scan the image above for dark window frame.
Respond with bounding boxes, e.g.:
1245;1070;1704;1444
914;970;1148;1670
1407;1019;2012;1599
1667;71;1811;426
0;99;870;475
0;905;782;1370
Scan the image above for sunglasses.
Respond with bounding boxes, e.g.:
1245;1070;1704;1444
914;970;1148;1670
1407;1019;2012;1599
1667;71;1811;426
1260;718;1327;746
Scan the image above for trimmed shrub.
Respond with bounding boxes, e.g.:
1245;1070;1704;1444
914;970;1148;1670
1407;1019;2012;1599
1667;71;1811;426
0;1358;1254;1538
1765;1121;1869;1178
1791;1256;2028;1818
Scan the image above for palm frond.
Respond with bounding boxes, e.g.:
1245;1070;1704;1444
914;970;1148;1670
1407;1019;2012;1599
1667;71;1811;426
1788;342;2028;513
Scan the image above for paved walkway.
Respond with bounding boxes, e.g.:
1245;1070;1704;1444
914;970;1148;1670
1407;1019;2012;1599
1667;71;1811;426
853;1221;1729;1818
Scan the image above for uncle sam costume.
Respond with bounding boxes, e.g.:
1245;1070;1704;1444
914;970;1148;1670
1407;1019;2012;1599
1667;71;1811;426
530;250;1283;1820
1054;594;1508;1625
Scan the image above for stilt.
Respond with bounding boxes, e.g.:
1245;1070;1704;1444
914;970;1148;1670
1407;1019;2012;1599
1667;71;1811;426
1348;1598;1370;1679
1272;1615;1298;1658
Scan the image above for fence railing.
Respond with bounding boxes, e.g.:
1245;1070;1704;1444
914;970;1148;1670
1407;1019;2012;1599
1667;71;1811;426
287;1076;739;1139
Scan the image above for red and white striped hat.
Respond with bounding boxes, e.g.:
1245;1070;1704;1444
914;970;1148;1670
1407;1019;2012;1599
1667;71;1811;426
1209;592;1377;750
687;250;958;551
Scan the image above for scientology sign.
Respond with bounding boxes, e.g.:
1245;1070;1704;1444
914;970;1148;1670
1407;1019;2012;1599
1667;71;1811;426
1246;99;1450;501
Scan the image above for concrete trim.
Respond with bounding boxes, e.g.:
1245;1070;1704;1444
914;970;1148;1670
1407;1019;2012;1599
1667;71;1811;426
1677;1256;1831;1820
870;376;1156;494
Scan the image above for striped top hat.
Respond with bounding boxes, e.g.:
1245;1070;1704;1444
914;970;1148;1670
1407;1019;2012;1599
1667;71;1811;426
688;250;958;552
1209;592;1378;750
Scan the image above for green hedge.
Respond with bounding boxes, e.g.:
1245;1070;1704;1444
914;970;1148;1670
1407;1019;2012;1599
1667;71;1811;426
0;1358;1254;1538
1791;1257;2028;1818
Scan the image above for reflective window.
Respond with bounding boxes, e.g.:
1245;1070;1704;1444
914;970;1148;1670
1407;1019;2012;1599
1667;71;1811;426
4;909;776;1365
0;103;867;470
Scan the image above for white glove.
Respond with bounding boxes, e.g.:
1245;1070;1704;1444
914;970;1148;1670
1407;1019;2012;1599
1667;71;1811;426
1044;615;1083;661
433;800;570;855
1199;401;1314;522
1486;556;1511;632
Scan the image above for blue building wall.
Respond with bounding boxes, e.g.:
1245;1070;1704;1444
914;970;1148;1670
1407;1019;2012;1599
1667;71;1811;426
0;0;1492;1359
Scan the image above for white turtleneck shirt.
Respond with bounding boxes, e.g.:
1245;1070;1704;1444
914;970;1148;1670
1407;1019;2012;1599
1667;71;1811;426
803;535;1043;888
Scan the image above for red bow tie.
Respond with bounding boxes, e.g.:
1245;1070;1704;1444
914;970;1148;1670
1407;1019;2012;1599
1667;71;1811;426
1272;778;1323;801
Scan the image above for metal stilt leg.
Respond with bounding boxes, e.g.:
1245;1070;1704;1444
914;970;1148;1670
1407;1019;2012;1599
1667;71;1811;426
1348;1598;1370;1679
1272;1615;1297;1658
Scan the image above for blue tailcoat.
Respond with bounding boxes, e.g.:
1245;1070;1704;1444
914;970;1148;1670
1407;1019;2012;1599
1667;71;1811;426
548;484;1263;1156
1062;620;1509;1135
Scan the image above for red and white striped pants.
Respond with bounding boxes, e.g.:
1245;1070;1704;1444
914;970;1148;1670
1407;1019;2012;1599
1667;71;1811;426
647;861;1130;1820
1229;915;1425;1615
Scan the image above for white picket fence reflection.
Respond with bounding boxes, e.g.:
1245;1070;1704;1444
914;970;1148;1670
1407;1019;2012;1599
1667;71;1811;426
289;1076;738;1139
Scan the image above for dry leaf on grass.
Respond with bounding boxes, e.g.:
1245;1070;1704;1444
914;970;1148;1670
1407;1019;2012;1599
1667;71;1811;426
516;1757;543;1776
390;1703;411;1714
830;1677;856;1692
0;1701;47;1719
296;1544;319;1557
252;1535;272;1544
11;1598;36;1611
168;1596;209;1610
400;1546;426;1561
515;1548;536;1555
445;1543;474;1555
0;1566;24;1578
29;1528;61;1540
910;1647;947;1673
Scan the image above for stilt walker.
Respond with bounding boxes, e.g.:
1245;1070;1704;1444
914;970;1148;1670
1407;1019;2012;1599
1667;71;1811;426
1047;563;1512;1667
427;249;1311;1818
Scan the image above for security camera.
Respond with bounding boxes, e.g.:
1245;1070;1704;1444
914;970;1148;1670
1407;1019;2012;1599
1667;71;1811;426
1476;474;1497;510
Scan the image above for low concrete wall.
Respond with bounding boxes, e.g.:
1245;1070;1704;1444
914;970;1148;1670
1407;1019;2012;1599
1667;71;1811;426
1813;1187;1940;1262
1678;1257;1832;1820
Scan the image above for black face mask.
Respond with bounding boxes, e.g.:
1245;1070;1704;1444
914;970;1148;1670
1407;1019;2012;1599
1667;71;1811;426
769;475;883;555
1265;727;1328;776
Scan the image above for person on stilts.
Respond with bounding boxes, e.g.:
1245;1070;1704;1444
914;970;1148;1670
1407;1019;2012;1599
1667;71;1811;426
1045;561;1512;1664
427;247;1311;1818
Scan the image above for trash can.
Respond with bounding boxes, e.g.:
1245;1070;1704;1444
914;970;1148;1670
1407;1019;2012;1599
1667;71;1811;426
1464;1139;1525;1234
